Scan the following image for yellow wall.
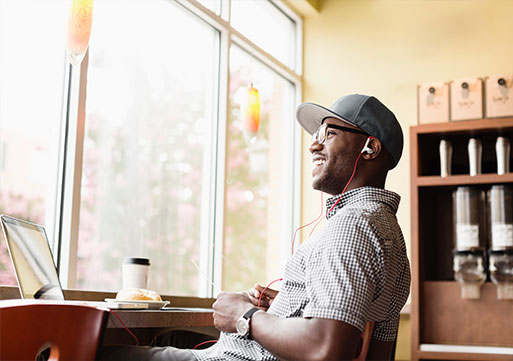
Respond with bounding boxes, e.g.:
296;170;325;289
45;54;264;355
300;0;513;359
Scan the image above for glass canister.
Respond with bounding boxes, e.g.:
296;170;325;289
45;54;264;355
489;185;513;250
452;187;486;299
453;187;486;251
488;185;513;299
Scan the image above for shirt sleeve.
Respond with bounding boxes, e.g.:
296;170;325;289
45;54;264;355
372;314;400;342
302;213;383;333
372;255;410;342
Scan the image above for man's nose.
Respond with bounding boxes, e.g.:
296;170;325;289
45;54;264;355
309;139;322;153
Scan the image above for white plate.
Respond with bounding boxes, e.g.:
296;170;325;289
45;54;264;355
105;298;170;310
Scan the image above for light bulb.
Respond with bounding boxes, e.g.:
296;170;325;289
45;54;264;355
241;84;261;140
66;0;93;66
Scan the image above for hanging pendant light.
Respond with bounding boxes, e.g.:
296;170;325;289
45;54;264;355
66;0;93;66
241;83;261;141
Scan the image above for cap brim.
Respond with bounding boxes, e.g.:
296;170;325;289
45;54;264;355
296;102;354;135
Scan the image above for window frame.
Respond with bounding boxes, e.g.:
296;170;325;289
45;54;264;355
57;0;303;298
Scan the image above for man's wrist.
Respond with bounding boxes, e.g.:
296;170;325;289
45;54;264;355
248;309;265;339
236;307;262;338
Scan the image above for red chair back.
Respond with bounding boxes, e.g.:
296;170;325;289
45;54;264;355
0;301;109;361
353;321;375;361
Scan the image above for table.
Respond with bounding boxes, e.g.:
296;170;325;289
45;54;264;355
107;307;214;328
0;287;218;346
104;307;217;346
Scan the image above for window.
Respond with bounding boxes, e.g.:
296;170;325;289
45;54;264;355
197;0;222;15
230;0;297;69
0;0;67;285
1;0;302;298
76;0;219;295
222;45;295;291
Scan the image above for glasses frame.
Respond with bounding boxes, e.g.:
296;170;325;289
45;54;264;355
312;123;368;145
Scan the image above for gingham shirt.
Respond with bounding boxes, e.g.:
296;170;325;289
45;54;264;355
192;186;411;361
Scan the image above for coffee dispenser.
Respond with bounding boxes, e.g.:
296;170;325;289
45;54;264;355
453;187;486;299
488;185;513;300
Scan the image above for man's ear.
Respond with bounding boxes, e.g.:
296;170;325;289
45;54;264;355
362;138;381;160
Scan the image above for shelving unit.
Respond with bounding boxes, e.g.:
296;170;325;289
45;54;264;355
410;118;513;361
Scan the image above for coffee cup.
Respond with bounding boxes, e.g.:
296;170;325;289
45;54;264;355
122;257;150;289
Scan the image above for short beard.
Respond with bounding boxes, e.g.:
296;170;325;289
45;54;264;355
312;164;354;196
312;175;345;196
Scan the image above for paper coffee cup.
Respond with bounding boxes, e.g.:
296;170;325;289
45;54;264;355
122;257;150;289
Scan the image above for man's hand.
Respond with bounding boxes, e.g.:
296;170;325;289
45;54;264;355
248;284;279;310
212;291;254;333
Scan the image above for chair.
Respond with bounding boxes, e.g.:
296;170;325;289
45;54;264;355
354;321;398;361
389;333;397;361
353;321;375;361
0;300;109;361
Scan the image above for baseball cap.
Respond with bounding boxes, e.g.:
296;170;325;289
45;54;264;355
296;94;403;168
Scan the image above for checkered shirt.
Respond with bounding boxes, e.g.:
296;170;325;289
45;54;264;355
192;186;411;361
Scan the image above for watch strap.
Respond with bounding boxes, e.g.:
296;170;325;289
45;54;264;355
243;307;260;320
242;307;261;339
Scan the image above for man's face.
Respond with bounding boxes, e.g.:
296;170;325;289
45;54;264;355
309;117;367;195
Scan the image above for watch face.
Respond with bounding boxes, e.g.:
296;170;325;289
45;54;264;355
236;317;250;336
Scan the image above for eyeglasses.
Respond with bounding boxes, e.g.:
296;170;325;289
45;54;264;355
312;123;368;145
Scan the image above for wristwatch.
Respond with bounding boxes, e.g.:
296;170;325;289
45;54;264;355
236;307;260;337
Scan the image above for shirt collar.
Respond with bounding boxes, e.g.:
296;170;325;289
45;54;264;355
325;186;401;220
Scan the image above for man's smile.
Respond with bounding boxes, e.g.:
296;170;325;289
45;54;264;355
312;155;326;174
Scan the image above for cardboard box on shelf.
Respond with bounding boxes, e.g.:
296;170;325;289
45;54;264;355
485;74;513;118
450;77;483;121
418;82;449;124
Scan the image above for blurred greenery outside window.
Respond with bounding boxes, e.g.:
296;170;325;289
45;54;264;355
0;0;67;285
0;0;301;298
223;46;295;292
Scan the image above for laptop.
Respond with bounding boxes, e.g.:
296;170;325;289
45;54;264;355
0;214;148;309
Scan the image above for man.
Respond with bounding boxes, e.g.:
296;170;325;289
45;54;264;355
102;94;410;361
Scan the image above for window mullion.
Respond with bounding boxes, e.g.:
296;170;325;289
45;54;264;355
57;53;89;289
289;83;303;259
198;29;222;298
209;28;231;297
48;57;72;259
177;0;300;83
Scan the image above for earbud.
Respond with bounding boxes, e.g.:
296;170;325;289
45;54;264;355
361;136;374;154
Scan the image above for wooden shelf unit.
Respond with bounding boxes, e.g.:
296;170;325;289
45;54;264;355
410;118;513;361
417;173;513;187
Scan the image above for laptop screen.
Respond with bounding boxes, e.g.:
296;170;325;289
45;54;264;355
0;215;64;300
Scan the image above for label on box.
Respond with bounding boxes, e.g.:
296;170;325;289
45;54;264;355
492;223;513;248
418;83;449;124
485;74;513;118
456;224;479;249
450;78;483;121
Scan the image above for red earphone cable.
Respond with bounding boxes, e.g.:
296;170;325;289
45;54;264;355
258;278;283;308
301;143;368;242
327;151;363;215
308;151;363;237
112;310;219;349
193;340;218;349
110;310;139;346
105;149;364;351
291;192;324;254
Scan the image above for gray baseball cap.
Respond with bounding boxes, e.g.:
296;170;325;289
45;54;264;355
296;94;403;168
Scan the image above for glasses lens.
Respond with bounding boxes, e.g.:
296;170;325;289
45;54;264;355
317;123;327;144
312;129;320;144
